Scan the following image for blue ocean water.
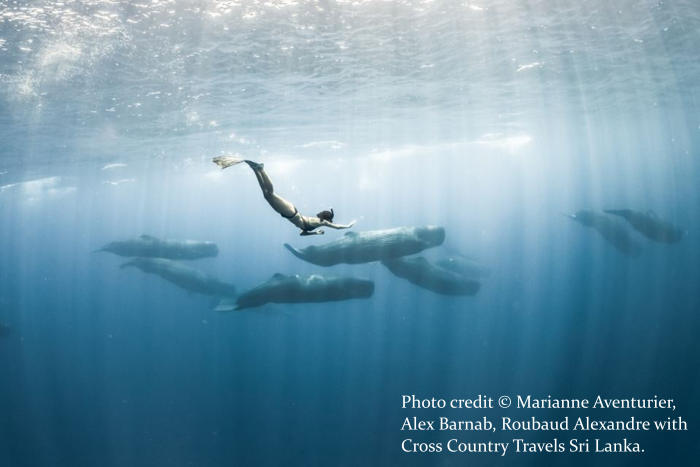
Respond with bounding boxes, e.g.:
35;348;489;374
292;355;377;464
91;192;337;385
0;1;699;466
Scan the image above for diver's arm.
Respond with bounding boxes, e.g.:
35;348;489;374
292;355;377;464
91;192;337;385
321;220;356;230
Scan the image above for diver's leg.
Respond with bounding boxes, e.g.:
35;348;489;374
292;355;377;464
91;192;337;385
246;161;274;195
268;194;297;217
246;162;297;217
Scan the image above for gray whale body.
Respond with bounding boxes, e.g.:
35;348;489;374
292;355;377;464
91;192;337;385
217;273;374;311
99;234;218;260
284;226;445;267
568;210;642;257
382;256;480;296
435;255;490;280
604;209;684;244
121;257;236;297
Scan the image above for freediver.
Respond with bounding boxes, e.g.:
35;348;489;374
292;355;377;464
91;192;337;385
213;156;356;236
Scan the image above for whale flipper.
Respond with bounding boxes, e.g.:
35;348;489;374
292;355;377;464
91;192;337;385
214;298;237;312
213;156;246;170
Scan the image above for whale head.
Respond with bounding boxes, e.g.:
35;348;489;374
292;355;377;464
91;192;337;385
120;257;161;272
189;241;219;258
414;225;446;247
347;278;375;298
666;227;686;243
197;242;219;256
96;242;117;254
570;210;596;226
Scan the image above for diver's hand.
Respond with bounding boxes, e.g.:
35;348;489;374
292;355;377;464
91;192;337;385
300;230;324;236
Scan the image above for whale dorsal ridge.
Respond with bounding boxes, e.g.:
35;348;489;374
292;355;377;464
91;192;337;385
344;231;358;237
271;273;286;280
140;234;157;240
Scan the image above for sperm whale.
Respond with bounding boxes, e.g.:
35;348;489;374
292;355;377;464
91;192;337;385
121;257;236;297
566;210;642;257
284;226;446;266
215;273;374;311
604;209;685;244
98;234;219;260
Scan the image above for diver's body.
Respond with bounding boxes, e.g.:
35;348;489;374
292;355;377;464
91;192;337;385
213;156;355;235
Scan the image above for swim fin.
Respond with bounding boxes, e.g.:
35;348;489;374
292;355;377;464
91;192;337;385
213;156;246;169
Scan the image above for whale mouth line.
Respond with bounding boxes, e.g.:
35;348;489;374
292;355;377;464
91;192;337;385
119;260;137;269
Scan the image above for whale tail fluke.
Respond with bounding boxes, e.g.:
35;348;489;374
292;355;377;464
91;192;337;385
213;155;246;170
560;212;576;220
284;243;306;261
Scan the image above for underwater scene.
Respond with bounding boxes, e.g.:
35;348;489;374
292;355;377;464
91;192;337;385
0;1;699;466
